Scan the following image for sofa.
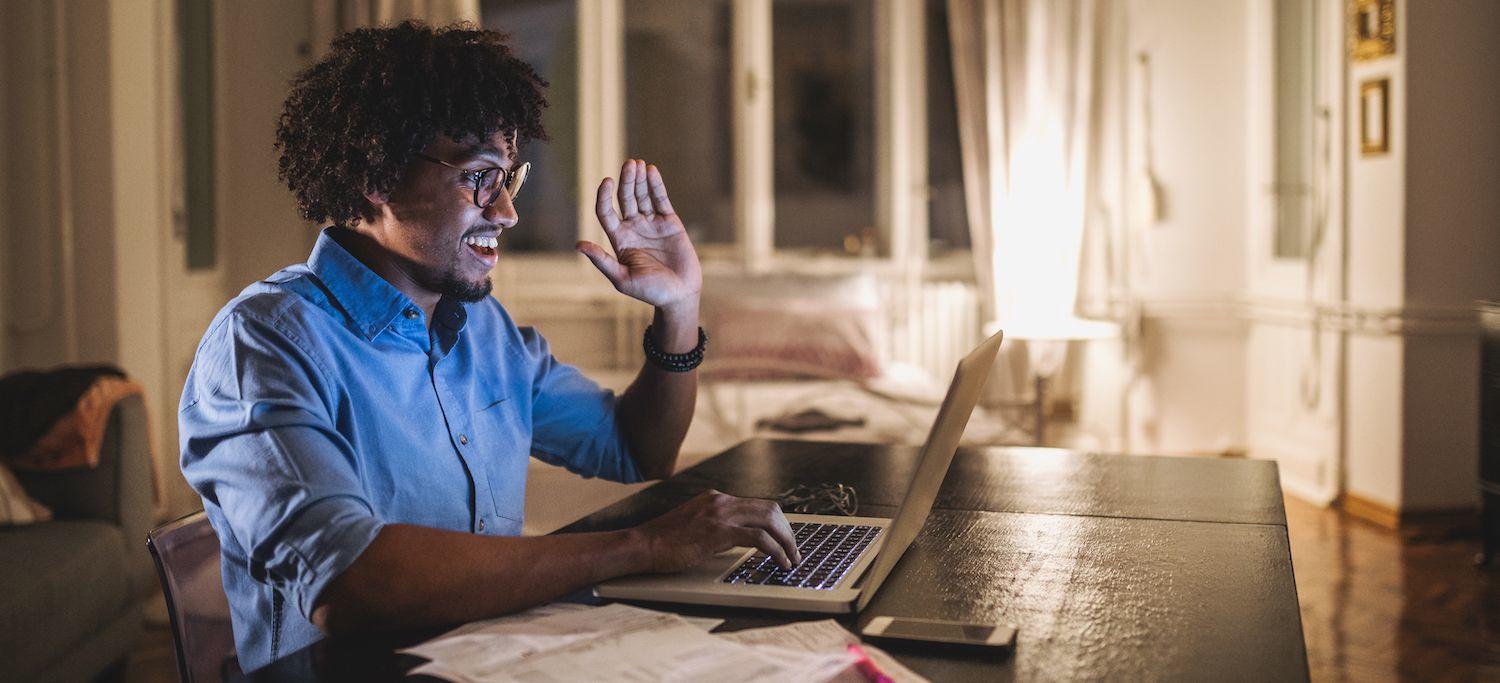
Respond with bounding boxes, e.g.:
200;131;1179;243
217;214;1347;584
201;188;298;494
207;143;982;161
0;393;158;681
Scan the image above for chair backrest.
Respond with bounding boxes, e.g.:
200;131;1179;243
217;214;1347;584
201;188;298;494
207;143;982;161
146;510;238;682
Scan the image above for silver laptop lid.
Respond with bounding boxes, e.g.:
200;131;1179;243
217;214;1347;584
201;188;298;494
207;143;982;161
854;329;1004;611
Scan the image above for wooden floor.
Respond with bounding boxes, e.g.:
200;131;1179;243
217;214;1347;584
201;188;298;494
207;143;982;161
123;495;1500;682
1285;495;1500;682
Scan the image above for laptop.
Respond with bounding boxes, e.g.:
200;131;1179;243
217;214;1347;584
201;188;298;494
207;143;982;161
594;329;1004;614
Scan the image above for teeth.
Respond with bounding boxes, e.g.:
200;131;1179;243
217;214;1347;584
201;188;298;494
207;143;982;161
464;235;498;249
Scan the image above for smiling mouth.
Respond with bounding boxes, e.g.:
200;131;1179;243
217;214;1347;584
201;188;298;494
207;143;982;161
464;234;499;259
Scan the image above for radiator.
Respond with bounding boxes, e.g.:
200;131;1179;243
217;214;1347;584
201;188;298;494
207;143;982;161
883;280;982;381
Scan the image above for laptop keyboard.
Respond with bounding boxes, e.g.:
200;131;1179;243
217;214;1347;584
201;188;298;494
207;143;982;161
722;522;881;590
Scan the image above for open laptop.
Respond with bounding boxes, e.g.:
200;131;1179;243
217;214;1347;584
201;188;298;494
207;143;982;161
595;329;1004;614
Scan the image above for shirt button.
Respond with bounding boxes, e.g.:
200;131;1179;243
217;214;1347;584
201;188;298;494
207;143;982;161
478;518;486;532
403;307;419;319
458;434;469;445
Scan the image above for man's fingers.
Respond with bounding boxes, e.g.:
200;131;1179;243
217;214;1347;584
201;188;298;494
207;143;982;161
594;178;621;235
576;241;627;288
737;527;791;569
647;165;676;216
618;160;639;217
738;500;800;566
632;160;652;216
769;509;801;566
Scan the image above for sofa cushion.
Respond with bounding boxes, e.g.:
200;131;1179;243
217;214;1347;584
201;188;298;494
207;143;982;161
0;520;131;680
0;462;52;526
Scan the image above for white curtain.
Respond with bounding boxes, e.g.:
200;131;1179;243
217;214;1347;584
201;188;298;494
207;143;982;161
946;0;1122;337
309;0;481;55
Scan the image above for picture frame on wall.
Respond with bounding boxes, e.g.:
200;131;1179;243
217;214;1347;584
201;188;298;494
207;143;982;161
1360;78;1390;156
1348;0;1396;61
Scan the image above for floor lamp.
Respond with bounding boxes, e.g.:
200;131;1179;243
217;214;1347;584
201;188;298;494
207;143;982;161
988;317;1118;446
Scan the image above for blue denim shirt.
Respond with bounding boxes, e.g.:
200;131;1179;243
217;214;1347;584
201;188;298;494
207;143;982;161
179;228;642;671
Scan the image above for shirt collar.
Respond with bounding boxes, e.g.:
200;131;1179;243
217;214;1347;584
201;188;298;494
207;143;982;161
307;227;417;341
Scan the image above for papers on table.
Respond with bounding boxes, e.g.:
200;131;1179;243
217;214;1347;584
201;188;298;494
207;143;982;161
720;619;927;683
401;603;927;682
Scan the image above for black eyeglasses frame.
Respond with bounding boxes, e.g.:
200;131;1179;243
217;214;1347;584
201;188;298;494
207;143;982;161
413;152;531;209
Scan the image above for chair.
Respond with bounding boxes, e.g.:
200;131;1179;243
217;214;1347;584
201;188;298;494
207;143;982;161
146;510;239;682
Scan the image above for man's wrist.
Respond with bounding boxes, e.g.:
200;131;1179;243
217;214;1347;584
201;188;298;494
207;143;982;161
619;526;658;574
652;299;701;354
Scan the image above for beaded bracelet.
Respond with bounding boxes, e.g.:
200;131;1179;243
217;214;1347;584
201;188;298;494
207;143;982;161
643;325;707;372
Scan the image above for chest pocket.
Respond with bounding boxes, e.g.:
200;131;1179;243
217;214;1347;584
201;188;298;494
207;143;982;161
474;395;530;530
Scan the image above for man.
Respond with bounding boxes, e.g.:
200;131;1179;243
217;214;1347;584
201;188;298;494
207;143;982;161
180;21;799;671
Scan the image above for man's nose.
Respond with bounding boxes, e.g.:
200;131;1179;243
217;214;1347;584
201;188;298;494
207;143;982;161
484;190;519;229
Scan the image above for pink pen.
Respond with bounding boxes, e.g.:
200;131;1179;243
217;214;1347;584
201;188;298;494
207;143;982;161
847;643;895;683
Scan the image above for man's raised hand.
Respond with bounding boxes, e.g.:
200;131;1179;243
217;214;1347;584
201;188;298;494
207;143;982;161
577;159;702;313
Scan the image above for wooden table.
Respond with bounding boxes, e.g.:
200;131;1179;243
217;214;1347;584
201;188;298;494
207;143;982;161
242;439;1308;681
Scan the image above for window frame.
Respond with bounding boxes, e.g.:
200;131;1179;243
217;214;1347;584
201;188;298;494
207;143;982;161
1245;0;1346;303
558;0;957;279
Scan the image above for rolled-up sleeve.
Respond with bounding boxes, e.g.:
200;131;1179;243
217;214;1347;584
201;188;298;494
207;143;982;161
522;328;643;484
180;309;384;621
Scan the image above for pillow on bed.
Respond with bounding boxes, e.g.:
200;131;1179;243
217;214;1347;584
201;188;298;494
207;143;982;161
700;272;883;381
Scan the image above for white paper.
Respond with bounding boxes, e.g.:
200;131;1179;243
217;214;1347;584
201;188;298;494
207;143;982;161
400;603;635;672
720;620;930;683
475;614;852;683
403;603;850;683
417;602;720;643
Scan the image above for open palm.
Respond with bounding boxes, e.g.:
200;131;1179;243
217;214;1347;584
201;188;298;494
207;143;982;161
577;159;702;310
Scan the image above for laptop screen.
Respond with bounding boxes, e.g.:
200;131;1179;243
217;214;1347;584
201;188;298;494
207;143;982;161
854;329;1004;612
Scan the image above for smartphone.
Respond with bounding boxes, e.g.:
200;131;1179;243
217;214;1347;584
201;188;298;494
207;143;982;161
861;616;1016;653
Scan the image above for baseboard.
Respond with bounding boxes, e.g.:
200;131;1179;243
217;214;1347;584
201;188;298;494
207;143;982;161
1338;492;1400;528
1338;492;1479;541
1279;475;1337;508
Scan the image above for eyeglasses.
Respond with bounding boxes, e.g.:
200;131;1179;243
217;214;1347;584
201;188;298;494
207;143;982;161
776;483;859;516
413;152;531;209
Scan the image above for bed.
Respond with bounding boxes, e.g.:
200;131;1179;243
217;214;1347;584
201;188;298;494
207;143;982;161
522;270;1023;535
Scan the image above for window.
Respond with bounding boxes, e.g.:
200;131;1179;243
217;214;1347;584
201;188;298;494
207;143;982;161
624;0;735;246
771;0;875;254
1272;0;1318;260
925;0;970;257
482;0;579;253
483;0;959;270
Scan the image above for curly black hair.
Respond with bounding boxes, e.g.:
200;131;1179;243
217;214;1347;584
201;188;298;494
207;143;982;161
275;20;549;227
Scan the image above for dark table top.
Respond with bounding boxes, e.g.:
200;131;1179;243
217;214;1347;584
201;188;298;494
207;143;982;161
244;438;1307;681
646;438;1290;526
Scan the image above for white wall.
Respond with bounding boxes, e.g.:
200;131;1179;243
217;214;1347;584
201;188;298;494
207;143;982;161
0;0;313;518
1396;0;1500;509
1339;0;1408;509
1336;0;1500;512
0;0;183;512
0;0;157;374
1115;0;1497;515
1403;0;1500;312
1240;0;1346;503
1120;0;1250;455
107;0;172;491
2;1;103;370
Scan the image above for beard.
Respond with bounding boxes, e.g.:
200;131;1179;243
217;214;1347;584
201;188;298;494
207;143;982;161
440;273;493;303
